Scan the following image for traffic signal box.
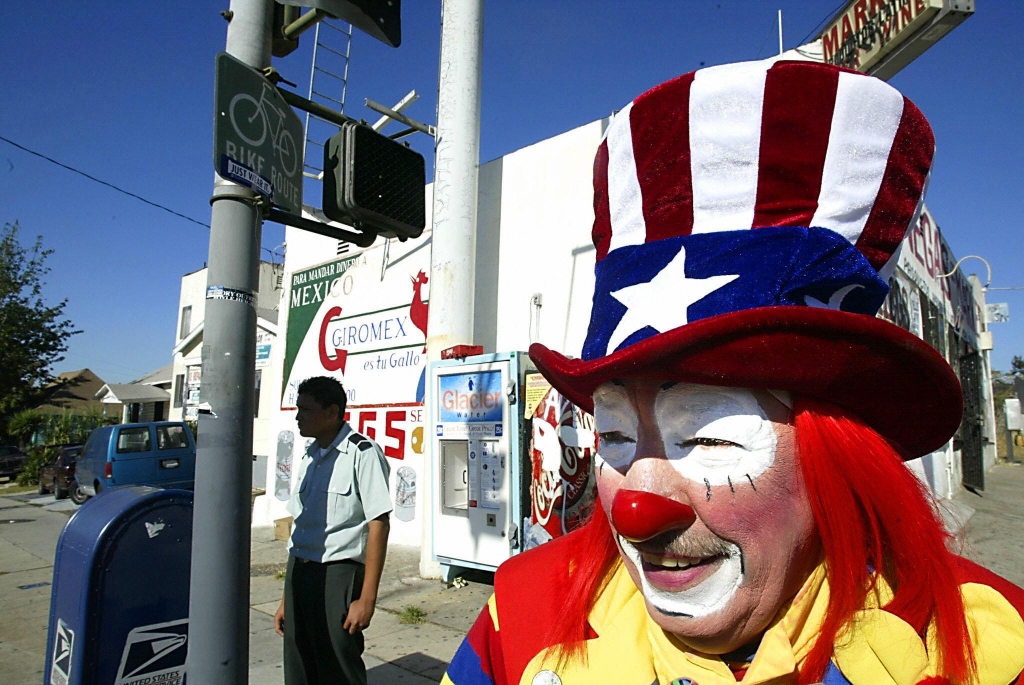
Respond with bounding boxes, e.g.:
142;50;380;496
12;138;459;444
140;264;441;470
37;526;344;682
323;121;426;241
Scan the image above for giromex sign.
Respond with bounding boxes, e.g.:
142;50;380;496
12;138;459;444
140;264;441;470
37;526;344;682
819;0;973;78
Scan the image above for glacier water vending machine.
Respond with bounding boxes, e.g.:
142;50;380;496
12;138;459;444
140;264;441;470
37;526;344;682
429;351;533;580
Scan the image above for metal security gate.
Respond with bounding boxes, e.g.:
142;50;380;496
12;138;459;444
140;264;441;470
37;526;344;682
958;349;985;491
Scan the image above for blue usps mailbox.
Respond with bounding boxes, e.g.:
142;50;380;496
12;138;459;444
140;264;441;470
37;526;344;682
45;487;193;685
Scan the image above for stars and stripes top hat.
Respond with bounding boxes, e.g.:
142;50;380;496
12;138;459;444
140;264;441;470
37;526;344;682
529;59;962;459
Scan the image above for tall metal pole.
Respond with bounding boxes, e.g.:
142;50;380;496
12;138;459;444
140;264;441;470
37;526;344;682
421;0;484;578
778;9;784;55
188;0;272;682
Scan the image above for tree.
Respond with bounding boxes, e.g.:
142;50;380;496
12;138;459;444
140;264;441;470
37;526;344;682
0;222;80;430
14;407;117;485
1012;355;1024;378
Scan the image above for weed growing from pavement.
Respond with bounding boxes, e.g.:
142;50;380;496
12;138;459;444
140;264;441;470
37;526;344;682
273;569;286;581
398;606;428;624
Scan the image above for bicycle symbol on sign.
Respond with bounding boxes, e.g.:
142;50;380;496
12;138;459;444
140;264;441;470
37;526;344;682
229;82;299;178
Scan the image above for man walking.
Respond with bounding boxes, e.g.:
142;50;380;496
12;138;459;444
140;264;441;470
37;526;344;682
274;376;392;685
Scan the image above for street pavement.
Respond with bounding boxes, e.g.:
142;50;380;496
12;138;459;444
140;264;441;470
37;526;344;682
2;465;1021;684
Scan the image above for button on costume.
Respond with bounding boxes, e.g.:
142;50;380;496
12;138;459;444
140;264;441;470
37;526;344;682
442;59;1024;685
284;423;392;685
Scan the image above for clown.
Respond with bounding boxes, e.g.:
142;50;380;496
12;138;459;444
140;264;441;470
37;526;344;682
442;59;1024;685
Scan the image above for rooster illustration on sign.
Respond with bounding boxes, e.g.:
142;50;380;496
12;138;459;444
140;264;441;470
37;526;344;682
410;270;429;352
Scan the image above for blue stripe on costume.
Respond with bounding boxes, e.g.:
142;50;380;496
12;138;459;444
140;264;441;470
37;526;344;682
445;635;496;685
822;661;853;685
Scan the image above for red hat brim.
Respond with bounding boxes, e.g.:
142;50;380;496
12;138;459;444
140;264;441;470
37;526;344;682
529;307;962;460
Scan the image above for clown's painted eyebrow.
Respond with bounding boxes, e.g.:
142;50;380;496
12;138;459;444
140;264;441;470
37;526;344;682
598;430;636;444
676;436;741;448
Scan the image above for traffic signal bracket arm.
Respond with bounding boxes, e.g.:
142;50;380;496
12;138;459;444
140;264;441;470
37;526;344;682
364;98;435;137
265;207;376;247
277;87;353;128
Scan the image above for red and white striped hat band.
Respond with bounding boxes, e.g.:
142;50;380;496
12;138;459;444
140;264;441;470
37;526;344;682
591;59;934;272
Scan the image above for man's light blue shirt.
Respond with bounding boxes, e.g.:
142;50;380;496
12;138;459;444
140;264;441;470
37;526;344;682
286;423;392;563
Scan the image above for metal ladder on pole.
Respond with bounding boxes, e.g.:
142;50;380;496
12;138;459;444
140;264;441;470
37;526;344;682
299;18;354;256
301;19;352;184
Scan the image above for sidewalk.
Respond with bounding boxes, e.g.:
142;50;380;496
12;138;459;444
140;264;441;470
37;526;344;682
248;530;490;684
0;487;489;685
954;462;1024;587
0;488;79;685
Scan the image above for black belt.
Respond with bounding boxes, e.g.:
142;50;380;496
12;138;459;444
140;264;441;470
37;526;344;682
292;555;362;566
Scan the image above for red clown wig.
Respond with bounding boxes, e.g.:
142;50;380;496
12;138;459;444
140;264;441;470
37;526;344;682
548;398;976;684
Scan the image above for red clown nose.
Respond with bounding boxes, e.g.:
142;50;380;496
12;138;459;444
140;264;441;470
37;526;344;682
611;489;697;542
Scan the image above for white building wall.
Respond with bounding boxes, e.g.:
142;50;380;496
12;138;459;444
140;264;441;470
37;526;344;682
488;120;605;357
169;268;208;423
253;122;609;545
884;207;995;499
253;208;435;546
169;263;282;463
974;276;998;474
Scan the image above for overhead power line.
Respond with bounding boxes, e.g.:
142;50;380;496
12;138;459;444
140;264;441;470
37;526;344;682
0;134;211;229
799;0;849;45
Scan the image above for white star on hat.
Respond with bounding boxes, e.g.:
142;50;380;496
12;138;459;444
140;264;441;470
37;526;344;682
606;245;739;354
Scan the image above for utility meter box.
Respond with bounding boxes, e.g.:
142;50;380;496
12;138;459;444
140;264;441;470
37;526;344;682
430;351;533;579
45;487;193;685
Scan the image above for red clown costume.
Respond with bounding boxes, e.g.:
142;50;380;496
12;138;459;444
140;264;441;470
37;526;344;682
442;59;1024;685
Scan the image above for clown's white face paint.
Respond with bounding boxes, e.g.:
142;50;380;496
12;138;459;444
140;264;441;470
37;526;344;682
619;536;743;618
593;382;779;488
593;380;816;653
592;383;639;472
592;382;781;619
655;384;777;487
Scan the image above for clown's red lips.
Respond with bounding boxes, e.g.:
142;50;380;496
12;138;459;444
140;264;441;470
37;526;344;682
629;527;736;593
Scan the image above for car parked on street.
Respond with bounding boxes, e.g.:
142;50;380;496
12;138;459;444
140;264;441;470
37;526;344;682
38;444;83;500
75;422;196;502
0;445;28;480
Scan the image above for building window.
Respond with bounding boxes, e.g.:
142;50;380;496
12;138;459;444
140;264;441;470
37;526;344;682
172;374;185;408
254;369;262;418
179;305;192;339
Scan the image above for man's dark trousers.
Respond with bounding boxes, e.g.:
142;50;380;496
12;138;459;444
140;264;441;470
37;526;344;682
283;555;367;685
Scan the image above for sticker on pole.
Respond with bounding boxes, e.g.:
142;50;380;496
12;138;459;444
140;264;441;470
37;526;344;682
219;156;274;197
50;619;74;685
206;285;256;307
214;52;304;213
115;619;189;685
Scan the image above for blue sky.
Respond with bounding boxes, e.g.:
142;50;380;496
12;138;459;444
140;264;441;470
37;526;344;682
2;1;1021;382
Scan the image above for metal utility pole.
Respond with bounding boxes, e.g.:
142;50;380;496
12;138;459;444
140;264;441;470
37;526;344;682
188;0;273;682
778;9;784;55
421;0;484;578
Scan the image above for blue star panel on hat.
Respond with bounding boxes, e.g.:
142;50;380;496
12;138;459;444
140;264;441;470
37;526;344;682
584;227;890;360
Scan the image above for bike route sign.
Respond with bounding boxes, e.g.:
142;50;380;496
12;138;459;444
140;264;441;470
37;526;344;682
214;52;304;214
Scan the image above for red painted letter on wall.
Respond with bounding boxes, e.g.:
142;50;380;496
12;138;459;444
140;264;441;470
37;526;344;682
385;411;406;460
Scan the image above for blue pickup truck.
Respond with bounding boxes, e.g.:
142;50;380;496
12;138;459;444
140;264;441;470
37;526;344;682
75;422;196;501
